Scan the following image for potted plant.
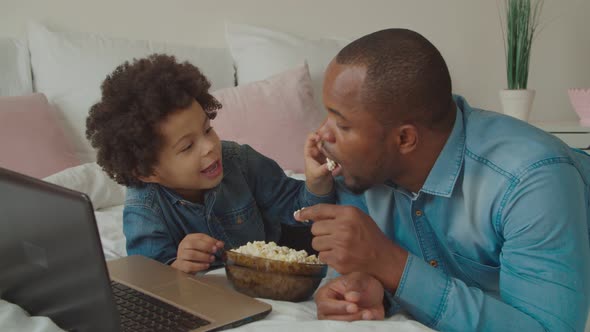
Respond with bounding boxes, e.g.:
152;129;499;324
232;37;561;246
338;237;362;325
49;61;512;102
498;0;544;122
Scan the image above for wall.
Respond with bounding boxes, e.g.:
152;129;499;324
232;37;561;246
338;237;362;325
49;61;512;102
1;0;588;122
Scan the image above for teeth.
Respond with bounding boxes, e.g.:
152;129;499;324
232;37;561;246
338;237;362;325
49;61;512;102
204;162;217;173
293;207;310;223
326;158;337;172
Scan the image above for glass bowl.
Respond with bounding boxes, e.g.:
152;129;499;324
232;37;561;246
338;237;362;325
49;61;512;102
223;250;327;302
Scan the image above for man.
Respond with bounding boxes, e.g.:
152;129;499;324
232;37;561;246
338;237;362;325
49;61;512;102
294;28;590;331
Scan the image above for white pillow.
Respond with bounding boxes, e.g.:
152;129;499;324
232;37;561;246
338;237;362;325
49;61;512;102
0;38;32;96
27;22;236;162
225;22;349;111
43;162;126;210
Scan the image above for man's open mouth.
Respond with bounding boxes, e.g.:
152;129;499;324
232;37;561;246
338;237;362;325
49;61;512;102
325;157;342;176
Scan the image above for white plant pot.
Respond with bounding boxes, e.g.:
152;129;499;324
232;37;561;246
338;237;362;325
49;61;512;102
499;89;535;122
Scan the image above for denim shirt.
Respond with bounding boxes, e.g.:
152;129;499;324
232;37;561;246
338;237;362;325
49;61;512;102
338;96;590;331
123;141;335;266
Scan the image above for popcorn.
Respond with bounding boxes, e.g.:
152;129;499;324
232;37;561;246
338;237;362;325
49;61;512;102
293;207;309;223
232;241;322;264
326;158;337;172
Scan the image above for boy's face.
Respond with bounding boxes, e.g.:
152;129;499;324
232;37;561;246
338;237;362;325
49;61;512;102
142;100;223;200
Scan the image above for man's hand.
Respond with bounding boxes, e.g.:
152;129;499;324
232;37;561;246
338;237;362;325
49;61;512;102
171;233;224;273
294;204;408;291
315;272;385;321
304;132;333;196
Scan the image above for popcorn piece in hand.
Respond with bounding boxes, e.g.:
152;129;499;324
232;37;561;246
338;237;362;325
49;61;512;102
326;158;337;172
294;207;310;223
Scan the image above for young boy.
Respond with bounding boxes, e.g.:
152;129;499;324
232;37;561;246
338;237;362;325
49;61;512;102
86;54;334;273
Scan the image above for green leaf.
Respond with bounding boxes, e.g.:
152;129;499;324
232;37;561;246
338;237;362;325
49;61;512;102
501;0;544;89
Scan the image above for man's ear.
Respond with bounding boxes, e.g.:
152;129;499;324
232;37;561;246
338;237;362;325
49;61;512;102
397;124;418;155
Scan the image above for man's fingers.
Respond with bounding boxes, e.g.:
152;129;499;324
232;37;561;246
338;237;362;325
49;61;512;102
365;308;385;320
317;298;359;317
318;311;365;321
344;291;361;303
311;234;334;251
310;220;337;236
294;203;340;222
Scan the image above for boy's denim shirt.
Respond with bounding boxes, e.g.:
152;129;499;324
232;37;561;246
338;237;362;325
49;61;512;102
338;96;590;331
123;141;335;266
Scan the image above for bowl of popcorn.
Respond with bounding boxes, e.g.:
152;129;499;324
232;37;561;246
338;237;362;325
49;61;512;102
223;241;327;302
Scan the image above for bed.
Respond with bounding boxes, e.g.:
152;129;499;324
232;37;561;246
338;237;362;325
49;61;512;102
1;13;588;331
0;162;434;332
0;20;439;332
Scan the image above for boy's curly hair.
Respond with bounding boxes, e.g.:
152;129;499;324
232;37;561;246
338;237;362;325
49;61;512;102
86;54;221;187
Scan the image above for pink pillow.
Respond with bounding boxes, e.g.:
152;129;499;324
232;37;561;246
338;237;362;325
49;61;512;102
211;63;323;172
0;93;80;178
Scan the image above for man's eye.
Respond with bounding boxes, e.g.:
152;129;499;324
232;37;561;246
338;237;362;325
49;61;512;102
181;143;193;152
337;124;349;131
205;127;214;134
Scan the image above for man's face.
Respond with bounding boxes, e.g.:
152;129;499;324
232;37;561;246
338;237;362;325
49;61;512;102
318;62;397;194
147;100;223;197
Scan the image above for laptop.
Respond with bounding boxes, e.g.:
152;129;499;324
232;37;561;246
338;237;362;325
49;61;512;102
0;167;271;332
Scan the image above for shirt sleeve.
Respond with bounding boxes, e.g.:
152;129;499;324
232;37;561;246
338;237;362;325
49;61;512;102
239;144;336;225
123;204;178;265
392;162;590;331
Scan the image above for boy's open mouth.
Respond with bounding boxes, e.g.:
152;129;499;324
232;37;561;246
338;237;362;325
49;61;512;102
201;160;222;178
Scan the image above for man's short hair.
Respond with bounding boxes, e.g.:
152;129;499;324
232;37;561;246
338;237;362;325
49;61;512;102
336;28;453;129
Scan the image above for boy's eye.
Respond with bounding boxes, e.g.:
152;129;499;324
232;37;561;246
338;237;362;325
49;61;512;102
205;126;214;134
181;143;193;152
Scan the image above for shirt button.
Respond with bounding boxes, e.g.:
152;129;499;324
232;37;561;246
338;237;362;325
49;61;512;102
415;210;423;217
429;260;438;268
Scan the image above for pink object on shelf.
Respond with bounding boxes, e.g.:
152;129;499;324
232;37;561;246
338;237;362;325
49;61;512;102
568;88;590;127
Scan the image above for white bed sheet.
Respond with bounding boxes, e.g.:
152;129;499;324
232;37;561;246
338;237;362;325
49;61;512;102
9;164;588;330
0;164;435;331
0;291;434;332
0;265;434;332
92;204;435;331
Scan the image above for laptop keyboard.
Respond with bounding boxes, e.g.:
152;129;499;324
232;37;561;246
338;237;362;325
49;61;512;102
111;281;211;332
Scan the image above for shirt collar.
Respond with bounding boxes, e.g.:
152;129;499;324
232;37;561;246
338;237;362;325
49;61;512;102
161;185;218;210
420;103;466;197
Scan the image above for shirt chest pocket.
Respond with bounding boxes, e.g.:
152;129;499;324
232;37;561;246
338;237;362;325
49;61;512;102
451;252;500;292
216;199;263;232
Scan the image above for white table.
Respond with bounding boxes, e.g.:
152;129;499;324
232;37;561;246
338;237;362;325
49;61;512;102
532;121;590;151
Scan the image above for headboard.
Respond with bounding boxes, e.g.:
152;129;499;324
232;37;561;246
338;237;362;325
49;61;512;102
1;0;589;123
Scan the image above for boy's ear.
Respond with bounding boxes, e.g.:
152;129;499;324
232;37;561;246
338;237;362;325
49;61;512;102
136;169;160;184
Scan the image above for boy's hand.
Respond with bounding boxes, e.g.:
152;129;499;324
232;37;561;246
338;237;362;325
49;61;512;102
304;132;333;195
171;233;224;274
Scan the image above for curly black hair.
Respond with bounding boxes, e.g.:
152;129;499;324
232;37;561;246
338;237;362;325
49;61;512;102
86;54;221;187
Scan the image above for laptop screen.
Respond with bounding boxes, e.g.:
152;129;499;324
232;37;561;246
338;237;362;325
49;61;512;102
0;167;121;332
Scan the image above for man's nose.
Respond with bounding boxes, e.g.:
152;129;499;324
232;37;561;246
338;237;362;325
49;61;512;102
317;118;335;143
